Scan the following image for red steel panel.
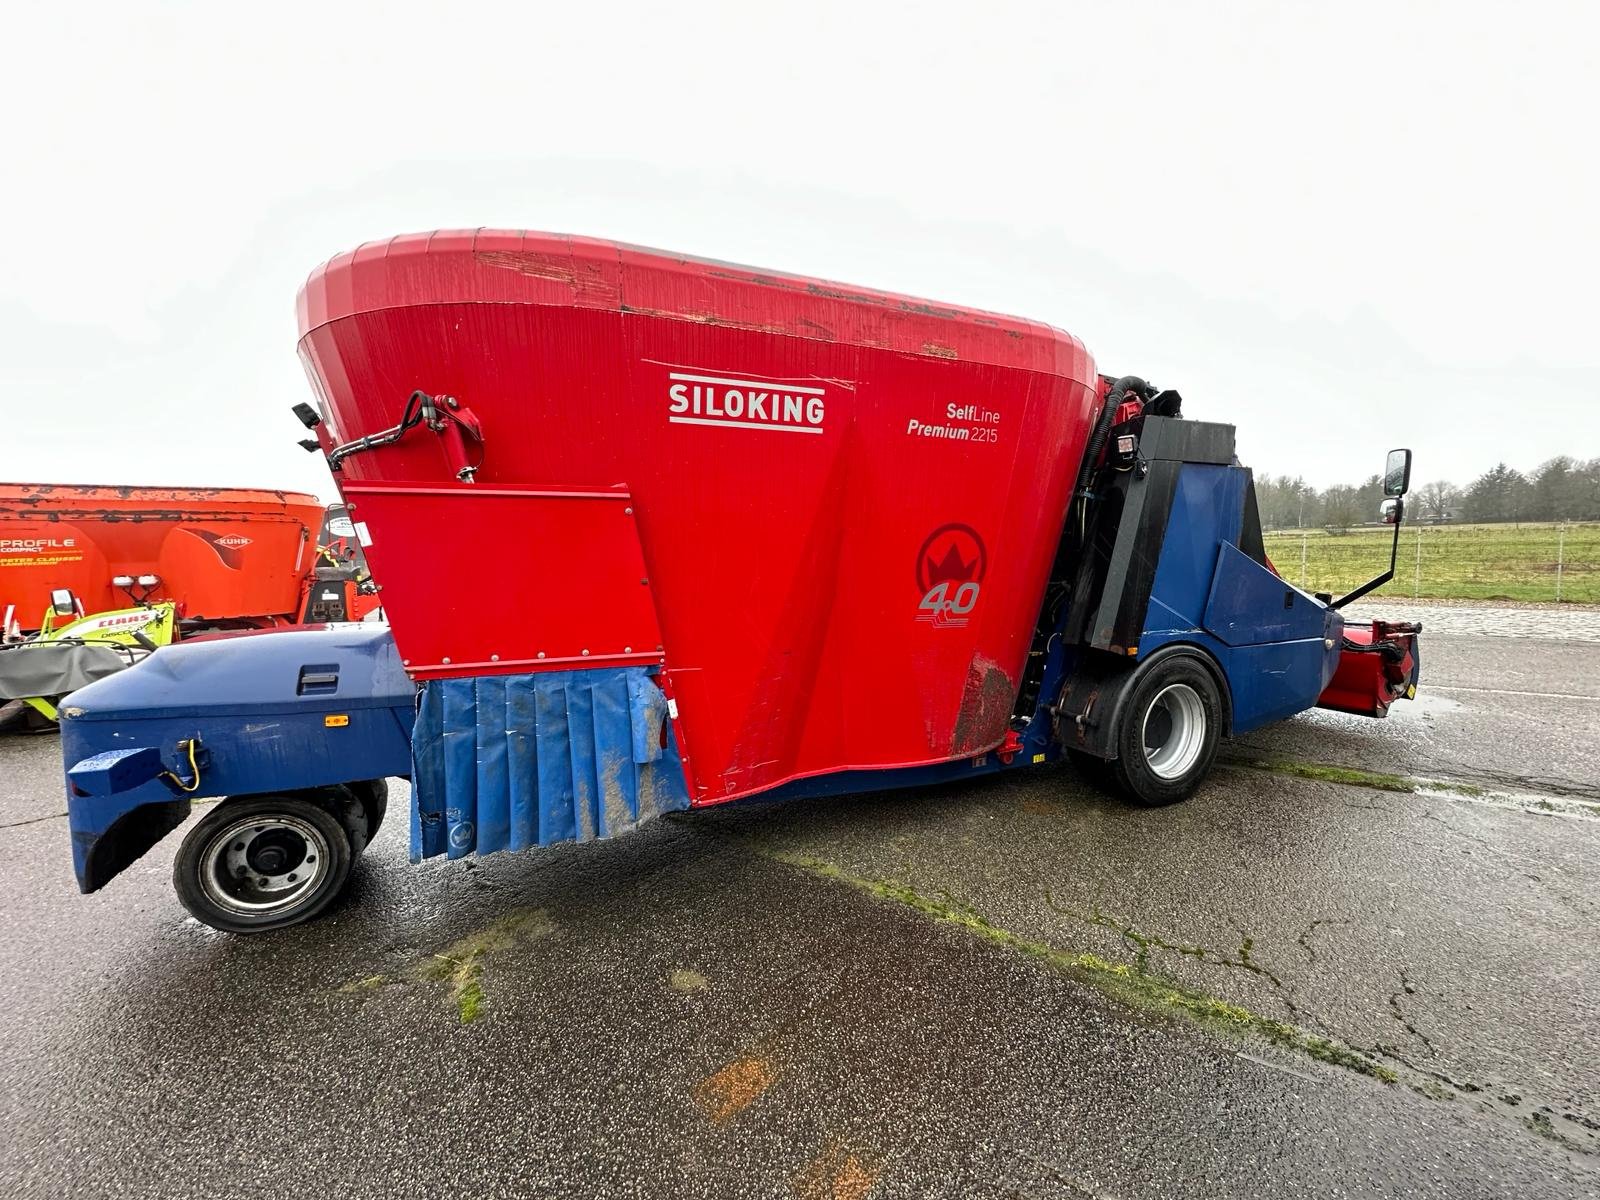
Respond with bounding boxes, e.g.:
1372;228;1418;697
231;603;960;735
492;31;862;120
342;483;663;679
298;232;1101;805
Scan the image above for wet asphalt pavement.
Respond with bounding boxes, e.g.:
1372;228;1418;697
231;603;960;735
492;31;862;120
2;626;1598;1198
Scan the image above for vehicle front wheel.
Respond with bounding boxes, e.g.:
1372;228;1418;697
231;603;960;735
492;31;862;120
1110;655;1223;807
173;796;354;933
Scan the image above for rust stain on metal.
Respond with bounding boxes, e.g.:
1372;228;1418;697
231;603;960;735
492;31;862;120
619;304;791;337
921;342;958;360
693;1055;779;1123
795;317;837;340
795;1140;881;1200
476;250;620;306
706;268;795;291
805;282;890;307
899;299;960;320
950;654;1017;756
474;249;576;283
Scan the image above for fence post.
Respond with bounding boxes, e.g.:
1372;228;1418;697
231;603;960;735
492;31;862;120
1300;531;1308;589
1413;524;1422;599
1556;520;1566;603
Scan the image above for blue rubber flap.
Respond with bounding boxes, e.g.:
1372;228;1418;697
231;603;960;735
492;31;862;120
410;667;689;863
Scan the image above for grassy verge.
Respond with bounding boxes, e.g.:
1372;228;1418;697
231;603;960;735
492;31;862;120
1261;521;1598;603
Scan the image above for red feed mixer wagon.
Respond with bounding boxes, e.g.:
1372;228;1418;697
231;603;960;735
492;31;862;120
289;231;1420;860
54;231;1422;935
1;486;380;725
0;484;329;635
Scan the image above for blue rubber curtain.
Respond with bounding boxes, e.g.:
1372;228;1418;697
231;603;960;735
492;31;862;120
410;667;689;862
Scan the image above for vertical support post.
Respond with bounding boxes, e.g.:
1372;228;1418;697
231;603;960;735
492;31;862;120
1300;531;1308;589
1556;520;1566;604
1413;524;1422;599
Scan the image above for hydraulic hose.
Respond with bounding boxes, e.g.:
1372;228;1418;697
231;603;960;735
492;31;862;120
1076;375;1147;498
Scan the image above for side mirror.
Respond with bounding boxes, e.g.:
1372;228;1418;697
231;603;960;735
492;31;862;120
1380;497;1402;525
1384;448;1412;497
50;588;79;617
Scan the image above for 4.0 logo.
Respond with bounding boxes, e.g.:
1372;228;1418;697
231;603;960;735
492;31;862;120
914;523;987;629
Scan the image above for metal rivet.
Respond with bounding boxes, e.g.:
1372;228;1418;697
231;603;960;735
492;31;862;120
624;646;632;653
581;649;590;656
537;651;546;659
490;654;500;662
402;659;410;666
442;656;451;664
624;507;633;515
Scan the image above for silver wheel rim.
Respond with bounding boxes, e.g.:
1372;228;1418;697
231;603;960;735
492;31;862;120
1141;683;1206;781
198;813;332;917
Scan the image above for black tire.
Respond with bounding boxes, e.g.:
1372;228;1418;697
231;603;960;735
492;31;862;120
173;795;354;933
1066;748;1116;791
348;779;388;853
1109;654;1223;807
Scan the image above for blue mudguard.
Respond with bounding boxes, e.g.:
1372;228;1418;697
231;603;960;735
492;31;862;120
409;667;690;862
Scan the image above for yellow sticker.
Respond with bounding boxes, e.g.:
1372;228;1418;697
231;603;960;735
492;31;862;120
1032;752;1047;764
324;714;350;728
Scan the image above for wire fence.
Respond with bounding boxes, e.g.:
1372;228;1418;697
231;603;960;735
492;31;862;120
1260;521;1599;604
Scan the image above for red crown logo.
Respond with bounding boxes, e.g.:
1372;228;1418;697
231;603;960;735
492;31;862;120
925;542;977;587
915;524;987;595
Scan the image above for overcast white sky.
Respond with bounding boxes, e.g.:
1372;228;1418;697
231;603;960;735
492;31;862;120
2;2;1595;501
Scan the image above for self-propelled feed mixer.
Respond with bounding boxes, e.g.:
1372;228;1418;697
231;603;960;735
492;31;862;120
60;231;1422;932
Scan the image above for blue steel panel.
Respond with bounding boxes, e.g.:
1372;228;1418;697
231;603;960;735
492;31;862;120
61;624;413;720
1132;461;1346;737
1142;464;1248;634
1203;541;1329;647
409;667;689;863
67;746;165;796
1212;638;1338;732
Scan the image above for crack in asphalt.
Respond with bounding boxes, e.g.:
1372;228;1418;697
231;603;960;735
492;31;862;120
0;810;67;828
1294;918;1346;966
1384;967;1438;1058
1015;888;1599;1158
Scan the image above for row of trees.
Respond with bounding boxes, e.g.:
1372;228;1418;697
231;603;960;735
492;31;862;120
1255;457;1600;530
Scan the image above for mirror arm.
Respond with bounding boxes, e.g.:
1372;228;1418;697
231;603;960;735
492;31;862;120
1330;497;1404;610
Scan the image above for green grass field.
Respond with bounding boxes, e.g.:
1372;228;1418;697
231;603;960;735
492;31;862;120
1260;522;1599;604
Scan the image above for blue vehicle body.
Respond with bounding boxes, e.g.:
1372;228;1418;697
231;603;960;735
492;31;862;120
57;416;1354;898
60;625;414;892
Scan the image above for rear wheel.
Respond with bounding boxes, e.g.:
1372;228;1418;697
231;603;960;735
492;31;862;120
173;796;353;933
1066;748;1116;790
1110;655;1222;807
346;779;388;854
